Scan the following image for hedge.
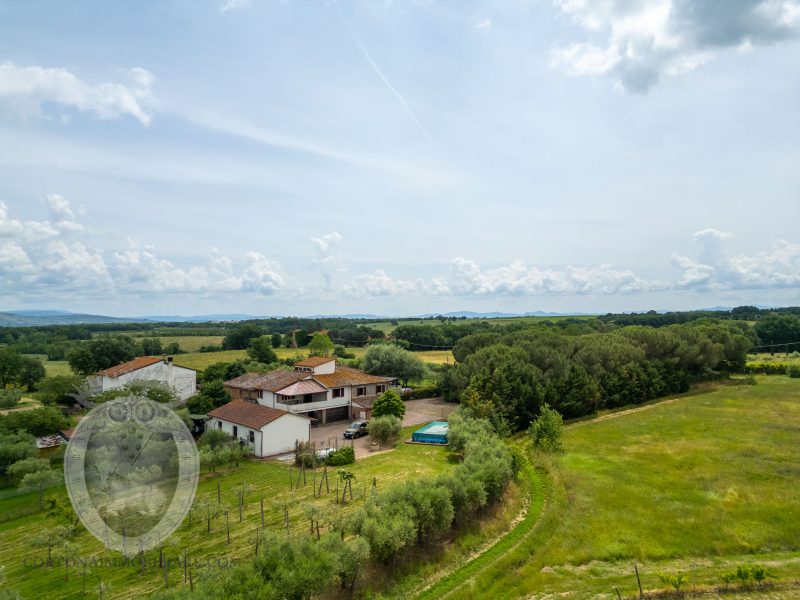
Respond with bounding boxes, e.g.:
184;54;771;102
401;384;441;401
325;446;355;466
744;362;792;375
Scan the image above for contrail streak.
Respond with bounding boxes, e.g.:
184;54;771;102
346;26;439;153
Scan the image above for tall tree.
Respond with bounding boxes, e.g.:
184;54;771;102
308;333;334;357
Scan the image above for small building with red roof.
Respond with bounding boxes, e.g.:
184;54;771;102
88;355;197;401
207;400;310;457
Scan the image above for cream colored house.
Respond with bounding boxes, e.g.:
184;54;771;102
224;357;396;424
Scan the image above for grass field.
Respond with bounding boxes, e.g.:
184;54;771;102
433;376;800;599
153;335;225;352
171;346;452;371
0;425;453;599
370;315;596;335
748;352;800;366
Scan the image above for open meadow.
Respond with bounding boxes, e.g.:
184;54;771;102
426;376;800;599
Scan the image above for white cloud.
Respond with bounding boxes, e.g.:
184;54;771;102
311;232;343;255
552;0;800;92
3;197;800;304
311;232;345;291
221;0;250;13
475;18;492;31
446;257;661;296
341;269;414;297
0;200;286;298
240;252;285;295
0;241;33;276
672;229;800;290
0;61;155;125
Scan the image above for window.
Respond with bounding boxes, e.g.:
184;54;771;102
233;425;238;437
332;388;344;398
217;421;223;430
376;385;386;394
356;386;366;397
249;430;255;443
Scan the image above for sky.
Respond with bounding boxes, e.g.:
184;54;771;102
0;0;798;317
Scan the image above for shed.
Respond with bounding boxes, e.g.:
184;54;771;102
412;421;449;445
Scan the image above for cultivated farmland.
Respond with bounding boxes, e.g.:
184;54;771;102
0;425;453;599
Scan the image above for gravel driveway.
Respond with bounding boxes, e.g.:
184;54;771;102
309;397;455;460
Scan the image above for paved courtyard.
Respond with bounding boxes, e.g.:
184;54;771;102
308;397;455;459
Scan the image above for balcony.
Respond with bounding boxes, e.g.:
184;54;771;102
274;393;350;414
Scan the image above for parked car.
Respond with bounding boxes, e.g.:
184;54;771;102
343;420;369;439
316;447;336;460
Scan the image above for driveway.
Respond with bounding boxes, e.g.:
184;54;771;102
309;397;456;460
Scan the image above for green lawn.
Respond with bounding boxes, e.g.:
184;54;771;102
435;376;800;599
0;425;453;599
153;335;225;352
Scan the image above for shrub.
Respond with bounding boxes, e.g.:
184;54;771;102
294;441;318;468
372;389;406;419
529;404;564;453
333;345;355;359
0;390;22;409
657;572;688;591
787;364;800;378
326;446;355;466
368;415;402;447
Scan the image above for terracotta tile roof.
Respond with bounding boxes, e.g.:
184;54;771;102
96;356;163;378
313;366;395;388
275;379;328;396
294;356;336;368
208;400;295;429
352;394;379;409
224;370;307;392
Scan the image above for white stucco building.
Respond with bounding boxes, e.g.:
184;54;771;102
223;357;397;424
207;400;311;457
88;356;197;401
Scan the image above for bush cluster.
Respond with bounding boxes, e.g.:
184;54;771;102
744;362;793;375
400;384;442;400
0;389;22;409
325;446;355;466
350;411;515;564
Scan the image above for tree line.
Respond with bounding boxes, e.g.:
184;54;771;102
439;321;753;433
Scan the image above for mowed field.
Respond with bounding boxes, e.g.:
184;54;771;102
38;346;453;376
370;314;596;334
435;376;800;599
0;426;453;600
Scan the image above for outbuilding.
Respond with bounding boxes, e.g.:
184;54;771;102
207;400;310;457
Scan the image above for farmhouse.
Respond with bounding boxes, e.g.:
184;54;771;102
207;401;310;457
224;357;396;423
88;356;197;401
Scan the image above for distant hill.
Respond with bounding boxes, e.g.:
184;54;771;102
139;313;277;322
0;311;147;327
414;310;598;319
